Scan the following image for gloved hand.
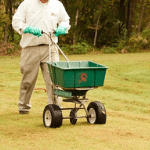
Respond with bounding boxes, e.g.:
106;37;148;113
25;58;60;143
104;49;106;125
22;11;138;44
55;25;66;37
24;26;42;37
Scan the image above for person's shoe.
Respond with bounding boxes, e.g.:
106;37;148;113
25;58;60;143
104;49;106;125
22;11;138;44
19;111;29;114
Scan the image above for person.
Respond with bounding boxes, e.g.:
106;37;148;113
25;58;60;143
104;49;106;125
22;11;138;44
12;0;70;114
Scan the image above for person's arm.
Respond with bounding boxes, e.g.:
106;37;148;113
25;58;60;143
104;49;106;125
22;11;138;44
12;1;28;35
12;1;41;37
55;2;71;37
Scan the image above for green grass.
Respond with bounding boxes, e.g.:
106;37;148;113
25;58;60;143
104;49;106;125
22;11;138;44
0;53;150;150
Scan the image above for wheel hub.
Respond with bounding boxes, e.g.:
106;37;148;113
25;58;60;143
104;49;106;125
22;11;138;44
88;108;96;124
45;110;52;126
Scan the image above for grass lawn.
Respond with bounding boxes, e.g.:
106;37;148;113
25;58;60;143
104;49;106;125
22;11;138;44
0;53;150;150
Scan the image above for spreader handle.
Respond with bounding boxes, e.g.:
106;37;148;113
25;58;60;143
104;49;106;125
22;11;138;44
42;31;69;62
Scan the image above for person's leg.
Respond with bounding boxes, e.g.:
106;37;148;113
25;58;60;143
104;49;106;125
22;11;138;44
18;46;40;112
40;62;54;104
40;44;61;106
40;45;54;104
51;44;62;107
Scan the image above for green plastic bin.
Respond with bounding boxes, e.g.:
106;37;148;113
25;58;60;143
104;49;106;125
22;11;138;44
47;61;108;89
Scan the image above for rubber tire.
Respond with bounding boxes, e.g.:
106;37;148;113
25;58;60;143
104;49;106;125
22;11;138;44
69;109;77;125
43;104;62;128
87;101;106;124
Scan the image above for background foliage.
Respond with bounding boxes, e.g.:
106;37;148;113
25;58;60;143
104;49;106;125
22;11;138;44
0;0;150;54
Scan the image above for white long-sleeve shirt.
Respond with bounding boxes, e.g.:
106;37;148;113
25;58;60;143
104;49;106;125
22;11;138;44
12;0;70;48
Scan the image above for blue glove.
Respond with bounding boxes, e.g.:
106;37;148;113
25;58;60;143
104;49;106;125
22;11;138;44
24;26;42;37
55;25;66;37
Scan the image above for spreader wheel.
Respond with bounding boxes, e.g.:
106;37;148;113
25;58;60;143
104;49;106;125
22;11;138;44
87;101;106;124
43;104;62;128
69;109;77;125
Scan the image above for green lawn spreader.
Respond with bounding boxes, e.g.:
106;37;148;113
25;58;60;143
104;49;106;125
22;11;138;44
42;33;108;128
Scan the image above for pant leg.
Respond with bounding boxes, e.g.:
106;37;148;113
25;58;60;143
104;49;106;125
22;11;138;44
40;44;61;105
51;44;62;107
40;62;54;104
18;46;40;111
51;44;59;62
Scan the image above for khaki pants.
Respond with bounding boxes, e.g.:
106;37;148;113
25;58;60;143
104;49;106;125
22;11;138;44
18;44;59;111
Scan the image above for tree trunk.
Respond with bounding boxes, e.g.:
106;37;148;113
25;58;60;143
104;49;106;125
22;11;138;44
4;24;9;43
3;0;9;43
94;0;102;47
119;0;125;22
119;0;126;35
9;0;14;42
73;8;79;45
137;0;145;34
126;0;136;38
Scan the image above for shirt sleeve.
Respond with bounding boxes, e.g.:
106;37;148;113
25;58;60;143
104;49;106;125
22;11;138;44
12;1;28;35
58;2;71;33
